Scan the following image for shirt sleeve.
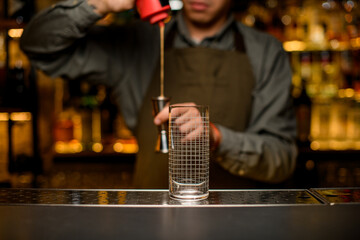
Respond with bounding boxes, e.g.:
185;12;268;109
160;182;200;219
215;27;298;184
19;0;109;80
19;0;133;88
20;0;161;130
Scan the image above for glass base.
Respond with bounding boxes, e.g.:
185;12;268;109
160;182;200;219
169;180;209;200
169;192;209;201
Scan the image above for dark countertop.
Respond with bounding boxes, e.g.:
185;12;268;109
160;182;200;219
0;188;359;240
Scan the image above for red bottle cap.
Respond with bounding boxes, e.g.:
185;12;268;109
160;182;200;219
136;0;171;24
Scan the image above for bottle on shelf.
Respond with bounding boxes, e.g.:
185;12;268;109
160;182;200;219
0;32;6;105
78;81;102;152
53;79;80;154
319;50;338;99
293;78;312;147
97;85;119;150
0;112;10;185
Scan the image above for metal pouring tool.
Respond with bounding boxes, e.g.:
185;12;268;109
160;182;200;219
152;96;170;153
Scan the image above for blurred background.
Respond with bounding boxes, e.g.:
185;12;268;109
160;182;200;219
0;0;360;189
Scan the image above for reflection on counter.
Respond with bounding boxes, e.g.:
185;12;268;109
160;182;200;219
312;188;360;204
0;189;322;206
2;188;358;206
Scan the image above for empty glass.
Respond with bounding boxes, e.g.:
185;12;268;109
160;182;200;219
169;105;210;200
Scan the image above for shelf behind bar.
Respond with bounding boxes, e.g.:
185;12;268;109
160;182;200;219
0;20;24;29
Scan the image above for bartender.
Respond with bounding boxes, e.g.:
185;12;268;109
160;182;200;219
20;0;297;189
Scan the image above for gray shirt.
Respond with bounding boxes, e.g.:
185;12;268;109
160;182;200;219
20;0;298;183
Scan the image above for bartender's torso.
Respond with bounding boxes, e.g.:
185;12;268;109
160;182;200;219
133;14;259;189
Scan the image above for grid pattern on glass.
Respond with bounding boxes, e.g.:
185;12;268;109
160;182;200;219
169;105;210;200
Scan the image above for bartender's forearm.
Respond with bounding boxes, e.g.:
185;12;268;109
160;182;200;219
88;0;135;16
215;126;297;183
20;0;109;80
216;34;298;183
20;0;102;56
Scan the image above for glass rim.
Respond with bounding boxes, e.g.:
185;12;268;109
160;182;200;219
169;104;209;110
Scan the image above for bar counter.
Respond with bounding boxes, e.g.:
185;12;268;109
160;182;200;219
0;188;359;239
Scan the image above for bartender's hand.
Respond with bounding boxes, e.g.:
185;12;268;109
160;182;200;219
88;0;135;16
154;102;222;150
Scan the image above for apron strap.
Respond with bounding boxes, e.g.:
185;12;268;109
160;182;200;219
165;20;246;53
232;22;246;53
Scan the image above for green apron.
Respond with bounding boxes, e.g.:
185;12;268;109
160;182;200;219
133;23;256;189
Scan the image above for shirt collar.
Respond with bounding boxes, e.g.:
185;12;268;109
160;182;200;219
173;11;235;46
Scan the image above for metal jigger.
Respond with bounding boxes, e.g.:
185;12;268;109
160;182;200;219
152;96;170;153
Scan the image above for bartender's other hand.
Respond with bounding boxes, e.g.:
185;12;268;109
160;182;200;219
154;102;206;142
154;102;195;126
88;0;135;16
154;103;222;148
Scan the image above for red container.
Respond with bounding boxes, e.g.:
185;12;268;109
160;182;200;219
136;0;171;25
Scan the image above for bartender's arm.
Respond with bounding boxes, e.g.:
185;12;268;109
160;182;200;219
155;36;297;184
20;0;143;84
20;0;162;130
215;41;297;184
87;0;134;15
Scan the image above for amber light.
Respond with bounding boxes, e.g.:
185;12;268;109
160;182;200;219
350;37;360;49
283;40;307;52
8;28;23;38
113;138;138;154
10;112;32;121
98;191;109;205
55;140;83;154
0;113;9;121
92;143;103;153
